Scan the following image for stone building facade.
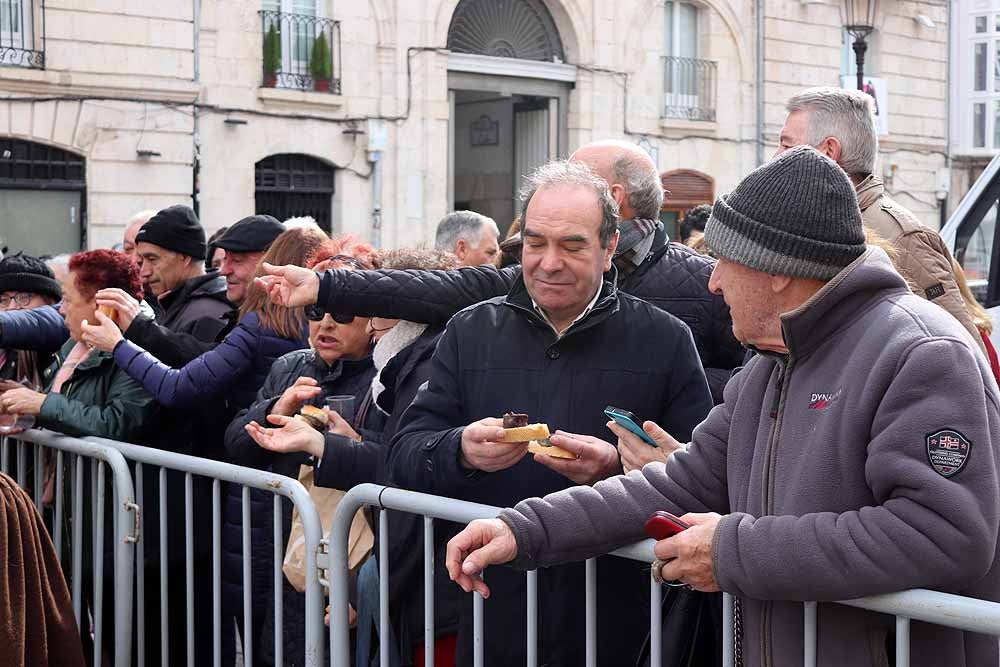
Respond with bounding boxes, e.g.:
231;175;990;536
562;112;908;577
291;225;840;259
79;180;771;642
0;0;949;256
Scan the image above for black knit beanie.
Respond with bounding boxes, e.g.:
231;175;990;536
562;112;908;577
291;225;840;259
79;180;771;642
135;205;207;260
0;252;62;301
704;145;866;280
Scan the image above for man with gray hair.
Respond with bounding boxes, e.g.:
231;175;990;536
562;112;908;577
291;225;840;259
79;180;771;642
446;146;1000;667
256;139;743;403
262;160;713;665
779;86;985;353
388;159;712;666
434;210;500;266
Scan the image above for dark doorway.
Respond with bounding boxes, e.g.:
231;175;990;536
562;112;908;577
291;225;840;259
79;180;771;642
254;153;335;233
0;138;86;256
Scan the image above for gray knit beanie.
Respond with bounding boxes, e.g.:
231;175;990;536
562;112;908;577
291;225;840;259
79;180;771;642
704;145;866;280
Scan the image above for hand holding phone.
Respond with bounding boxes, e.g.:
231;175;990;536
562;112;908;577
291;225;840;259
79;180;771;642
644;511;691;540
605;405;658;447
645;511;691;588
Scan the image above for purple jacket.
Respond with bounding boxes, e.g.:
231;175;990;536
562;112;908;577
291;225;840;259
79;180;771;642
500;249;1000;667
113;311;306;410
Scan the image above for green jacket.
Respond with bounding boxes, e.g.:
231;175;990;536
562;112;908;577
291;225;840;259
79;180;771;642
37;339;157;442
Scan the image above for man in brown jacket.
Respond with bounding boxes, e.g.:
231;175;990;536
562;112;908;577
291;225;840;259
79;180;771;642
777;86;987;355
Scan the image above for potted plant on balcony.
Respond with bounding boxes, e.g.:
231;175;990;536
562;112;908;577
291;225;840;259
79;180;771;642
310;31;333;92
263;23;281;88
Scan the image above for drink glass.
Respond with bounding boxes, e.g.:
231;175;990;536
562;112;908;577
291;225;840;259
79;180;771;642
324;395;356;427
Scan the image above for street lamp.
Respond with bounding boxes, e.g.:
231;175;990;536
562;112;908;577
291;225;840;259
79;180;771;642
842;0;879;91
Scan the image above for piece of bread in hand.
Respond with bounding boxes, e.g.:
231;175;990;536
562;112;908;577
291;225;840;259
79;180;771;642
294;405;328;432
498;423;550;443
527;440;576;459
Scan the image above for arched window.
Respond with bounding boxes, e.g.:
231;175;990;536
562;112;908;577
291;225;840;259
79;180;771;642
255;153;335;232
660;169;715;240
447;0;565;62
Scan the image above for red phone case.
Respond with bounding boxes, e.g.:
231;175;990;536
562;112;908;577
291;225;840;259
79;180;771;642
644;511;690;540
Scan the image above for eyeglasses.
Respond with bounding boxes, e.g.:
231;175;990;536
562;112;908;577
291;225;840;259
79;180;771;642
305;304;355;324
0;292;34;308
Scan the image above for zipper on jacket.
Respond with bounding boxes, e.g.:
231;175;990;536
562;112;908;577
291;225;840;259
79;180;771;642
759;357;792;667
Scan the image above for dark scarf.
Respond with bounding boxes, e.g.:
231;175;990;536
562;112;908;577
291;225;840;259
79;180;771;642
613;217;660;277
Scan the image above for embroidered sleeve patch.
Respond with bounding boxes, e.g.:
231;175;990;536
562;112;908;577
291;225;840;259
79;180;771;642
925;283;946;300
926;429;972;477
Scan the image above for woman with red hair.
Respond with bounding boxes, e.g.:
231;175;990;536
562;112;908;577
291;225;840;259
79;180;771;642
0;249;156;440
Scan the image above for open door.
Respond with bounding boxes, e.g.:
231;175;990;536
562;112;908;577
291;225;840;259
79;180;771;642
513;99;553;213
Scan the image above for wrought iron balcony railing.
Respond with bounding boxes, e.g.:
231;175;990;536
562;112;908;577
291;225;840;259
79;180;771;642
662;56;717;122
259;10;341;94
0;0;44;69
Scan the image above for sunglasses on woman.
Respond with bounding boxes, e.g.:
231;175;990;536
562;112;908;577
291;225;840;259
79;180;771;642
305;304;355;324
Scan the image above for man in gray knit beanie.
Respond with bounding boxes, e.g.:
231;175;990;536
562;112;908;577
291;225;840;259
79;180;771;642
446;142;1000;667
702;144;867;347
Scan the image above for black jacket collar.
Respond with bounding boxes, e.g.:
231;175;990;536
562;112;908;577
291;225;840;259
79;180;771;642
503;265;621;339
159;270;229;314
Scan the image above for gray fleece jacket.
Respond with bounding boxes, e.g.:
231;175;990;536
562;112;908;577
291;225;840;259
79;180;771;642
500;248;1000;667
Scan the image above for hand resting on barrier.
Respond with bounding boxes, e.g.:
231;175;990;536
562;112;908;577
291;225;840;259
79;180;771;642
445;510;724;596
445;518;518;599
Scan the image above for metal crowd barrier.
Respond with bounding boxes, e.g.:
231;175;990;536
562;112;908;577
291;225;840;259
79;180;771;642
4;429;327;667
329;484;1000;667
327;483;665;667
0;429;138;667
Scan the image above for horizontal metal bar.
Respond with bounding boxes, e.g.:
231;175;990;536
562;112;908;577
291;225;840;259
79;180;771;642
839;589;1000;636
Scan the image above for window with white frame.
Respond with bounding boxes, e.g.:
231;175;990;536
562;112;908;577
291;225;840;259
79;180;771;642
957;5;1000;153
262;0;327;90
0;0;43;68
663;1;717;122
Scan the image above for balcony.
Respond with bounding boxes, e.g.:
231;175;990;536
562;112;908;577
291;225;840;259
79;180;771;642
0;0;44;69
259;10;341;94
662;56;717;123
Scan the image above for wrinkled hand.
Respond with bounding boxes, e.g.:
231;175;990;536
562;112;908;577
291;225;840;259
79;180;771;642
80;310;124;353
610;420;684;474
244;413;325;459
445;518;518;599
271;377;322;417
325;408;360;441
95;288;142;331
0;387;46;416
654;512;722;592
459;417;528;473
532;431;619;485
0;379;24;393
254;263;320;307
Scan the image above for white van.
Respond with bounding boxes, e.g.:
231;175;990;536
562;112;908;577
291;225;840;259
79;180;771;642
941;154;1000;348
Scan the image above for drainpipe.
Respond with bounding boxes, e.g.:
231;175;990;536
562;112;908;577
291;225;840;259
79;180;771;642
755;0;765;167
940;0;952;230
192;0;201;217
370;150;383;247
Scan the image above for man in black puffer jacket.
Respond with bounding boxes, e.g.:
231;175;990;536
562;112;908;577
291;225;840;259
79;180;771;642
388;161;713;666
277;141;742;403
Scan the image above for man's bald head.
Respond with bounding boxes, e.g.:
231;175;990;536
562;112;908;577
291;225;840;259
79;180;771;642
123;209;158;263
569;140;663;220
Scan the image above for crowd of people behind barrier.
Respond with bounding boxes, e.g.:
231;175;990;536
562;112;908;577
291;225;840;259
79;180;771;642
1;85;1000;667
